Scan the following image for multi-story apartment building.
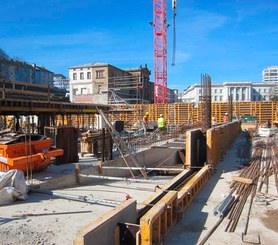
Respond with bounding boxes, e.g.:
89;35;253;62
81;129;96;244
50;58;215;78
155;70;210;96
0;57;53;85
262;66;278;82
180;81;276;103
69;63;156;105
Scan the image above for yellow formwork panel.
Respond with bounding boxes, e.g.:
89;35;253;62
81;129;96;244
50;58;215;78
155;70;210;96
207;121;241;166
89;101;278;127
139;191;178;245
178;165;212;210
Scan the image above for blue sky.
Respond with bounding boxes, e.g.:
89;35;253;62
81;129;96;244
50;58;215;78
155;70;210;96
1;0;278;92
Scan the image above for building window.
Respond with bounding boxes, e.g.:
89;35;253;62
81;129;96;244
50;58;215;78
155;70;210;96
73;89;78;95
253;96;256;101
81;88;87;94
214;96;217;101
87;72;91;79
219;96;222;101
80;72;84;80
73;73;77;80
199;89;201;93
230;87;234;94
98;85;102;93
236;94;239;101
215;89;217;93
264;89;266;93
96;70;104;79
242;94;246;100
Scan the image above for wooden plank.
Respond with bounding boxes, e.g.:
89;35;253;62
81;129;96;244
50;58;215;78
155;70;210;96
231;176;253;184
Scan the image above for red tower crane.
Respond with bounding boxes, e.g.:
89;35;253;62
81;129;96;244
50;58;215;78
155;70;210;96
153;0;176;104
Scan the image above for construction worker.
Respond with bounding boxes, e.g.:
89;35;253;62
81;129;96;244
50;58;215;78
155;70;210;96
142;112;149;134
212;116;217;125
157;114;166;132
223;112;229;122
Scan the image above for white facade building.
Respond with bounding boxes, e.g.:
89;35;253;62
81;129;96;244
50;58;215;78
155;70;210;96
181;81;276;103
262;66;278;82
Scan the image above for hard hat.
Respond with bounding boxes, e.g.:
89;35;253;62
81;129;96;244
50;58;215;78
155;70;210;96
145;112;149;115
225;112;228;115
160;114;163;117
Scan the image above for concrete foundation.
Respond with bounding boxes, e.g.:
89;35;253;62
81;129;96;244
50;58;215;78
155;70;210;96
74;199;137;245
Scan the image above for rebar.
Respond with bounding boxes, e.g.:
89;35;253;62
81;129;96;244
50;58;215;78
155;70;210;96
200;73;212;130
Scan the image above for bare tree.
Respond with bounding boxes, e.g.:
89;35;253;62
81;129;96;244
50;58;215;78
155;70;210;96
0;48;9;59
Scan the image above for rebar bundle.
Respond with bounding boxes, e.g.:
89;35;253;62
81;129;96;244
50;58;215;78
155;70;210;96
200;73;212;130
225;147;262;232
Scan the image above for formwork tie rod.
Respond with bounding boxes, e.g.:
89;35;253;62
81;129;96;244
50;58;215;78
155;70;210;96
31;190;121;206
79;174;168;184
100;166;184;172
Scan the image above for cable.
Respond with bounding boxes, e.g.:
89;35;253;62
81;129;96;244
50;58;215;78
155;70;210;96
171;3;177;66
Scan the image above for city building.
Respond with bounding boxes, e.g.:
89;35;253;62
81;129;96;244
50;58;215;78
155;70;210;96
168;89;179;103
53;74;69;91
69;63;155;105
0;57;53;85
180;81;276;103
262;66;278;82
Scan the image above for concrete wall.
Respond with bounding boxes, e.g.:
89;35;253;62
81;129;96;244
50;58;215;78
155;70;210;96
33;144;182;190
74;199;137;245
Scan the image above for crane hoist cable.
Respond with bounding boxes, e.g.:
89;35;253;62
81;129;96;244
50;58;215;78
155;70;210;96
172;0;177;66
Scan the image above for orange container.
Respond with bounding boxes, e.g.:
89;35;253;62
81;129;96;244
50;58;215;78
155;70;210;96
0;137;63;173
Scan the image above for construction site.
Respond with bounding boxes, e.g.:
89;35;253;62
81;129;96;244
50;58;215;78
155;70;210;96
1;1;278;245
0;74;278;244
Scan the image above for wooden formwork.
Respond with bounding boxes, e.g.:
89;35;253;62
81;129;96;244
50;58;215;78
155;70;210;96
54;101;278;129
138;122;241;245
138;166;213;245
178;165;212;210
139;191;178;245
207;121;241;166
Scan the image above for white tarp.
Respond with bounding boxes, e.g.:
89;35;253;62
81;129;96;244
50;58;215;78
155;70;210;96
258;127;277;137
0;170;28;206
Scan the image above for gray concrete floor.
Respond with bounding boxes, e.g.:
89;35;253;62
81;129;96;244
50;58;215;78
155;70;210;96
164;133;278;245
0;173;173;245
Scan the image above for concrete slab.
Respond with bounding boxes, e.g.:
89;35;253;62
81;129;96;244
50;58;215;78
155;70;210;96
0;175;174;245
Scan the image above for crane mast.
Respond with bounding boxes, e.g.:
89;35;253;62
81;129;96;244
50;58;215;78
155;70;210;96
153;0;176;104
153;0;167;104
